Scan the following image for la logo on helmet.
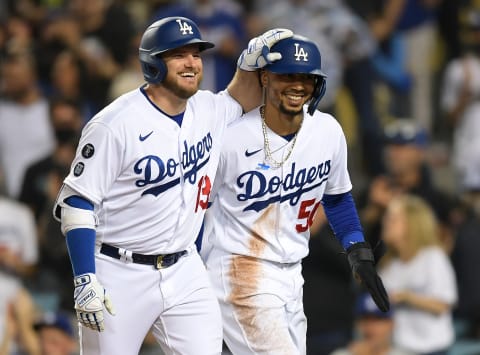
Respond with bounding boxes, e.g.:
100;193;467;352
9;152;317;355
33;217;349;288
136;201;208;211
176;19;193;35
294;43;308;62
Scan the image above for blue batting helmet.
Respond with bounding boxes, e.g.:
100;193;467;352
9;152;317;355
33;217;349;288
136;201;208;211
266;34;327;115
139;17;215;84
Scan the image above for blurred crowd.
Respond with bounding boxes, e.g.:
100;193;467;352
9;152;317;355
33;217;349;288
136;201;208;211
0;0;479;354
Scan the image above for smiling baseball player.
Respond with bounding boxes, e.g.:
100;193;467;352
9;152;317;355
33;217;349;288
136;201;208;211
200;34;389;354
52;16;293;355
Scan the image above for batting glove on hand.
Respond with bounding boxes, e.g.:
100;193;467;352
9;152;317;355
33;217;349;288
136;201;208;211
347;242;390;312
237;28;293;71
74;273;115;332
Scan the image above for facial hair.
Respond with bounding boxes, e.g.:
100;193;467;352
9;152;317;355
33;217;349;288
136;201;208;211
162;72;202;99
279;101;304;116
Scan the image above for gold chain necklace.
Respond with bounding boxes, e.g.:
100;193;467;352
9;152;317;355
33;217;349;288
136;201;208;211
260;105;302;169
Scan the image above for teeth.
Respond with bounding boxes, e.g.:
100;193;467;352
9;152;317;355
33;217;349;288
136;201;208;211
181;73;195;77
287;95;302;100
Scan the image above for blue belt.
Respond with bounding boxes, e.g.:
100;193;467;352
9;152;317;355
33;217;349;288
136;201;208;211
100;243;187;269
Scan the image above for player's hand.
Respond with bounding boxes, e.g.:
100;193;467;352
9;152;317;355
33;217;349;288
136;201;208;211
347;242;390;312
237;28;293;71
73;273;115;332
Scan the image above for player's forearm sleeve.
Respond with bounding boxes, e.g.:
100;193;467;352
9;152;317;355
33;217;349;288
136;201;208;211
65;196;96;276
321;192;365;250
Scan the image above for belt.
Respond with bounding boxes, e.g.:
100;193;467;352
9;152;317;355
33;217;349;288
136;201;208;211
100;244;187;269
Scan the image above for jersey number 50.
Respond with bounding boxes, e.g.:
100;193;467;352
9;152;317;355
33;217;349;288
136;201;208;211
296;198;321;232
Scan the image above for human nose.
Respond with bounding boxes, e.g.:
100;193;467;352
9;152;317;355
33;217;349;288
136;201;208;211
183;54;197;67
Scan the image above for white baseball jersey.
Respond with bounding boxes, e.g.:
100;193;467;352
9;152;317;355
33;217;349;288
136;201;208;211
203;105;352;264
58;86;242;254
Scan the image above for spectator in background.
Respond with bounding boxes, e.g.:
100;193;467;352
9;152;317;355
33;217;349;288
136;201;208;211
321;0;386;177
357;0;442;135
2;15;36;55
5;0;66;31
107;32;145;102
34;312;77;355
0;50;55;199
19;97;83;222
48;49;95;123
358;119;457;254
379;194;457;355
360;0;412;120
37;0;135;111
150;0;247;92
0;194;38;279
0;171;40;353
331;292;413;355
396;0;441;135
440;8;480;195
0;273;40;355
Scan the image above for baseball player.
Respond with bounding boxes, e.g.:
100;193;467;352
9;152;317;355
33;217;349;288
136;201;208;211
200;34;390;354
52;16;293;355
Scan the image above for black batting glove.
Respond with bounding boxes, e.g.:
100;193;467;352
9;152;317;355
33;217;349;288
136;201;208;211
366;235;387;264
347;242;390;312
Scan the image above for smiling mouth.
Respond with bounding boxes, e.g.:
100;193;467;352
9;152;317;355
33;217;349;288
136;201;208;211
284;93;305;104
180;72;196;78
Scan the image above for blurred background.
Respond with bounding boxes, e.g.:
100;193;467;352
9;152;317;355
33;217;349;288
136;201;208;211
0;0;480;354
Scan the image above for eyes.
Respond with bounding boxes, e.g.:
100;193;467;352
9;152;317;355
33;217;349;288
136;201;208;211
170;52;201;59
163;45;202;60
274;73;316;84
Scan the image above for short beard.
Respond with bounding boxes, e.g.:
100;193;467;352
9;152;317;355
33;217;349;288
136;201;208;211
279;102;304;116
162;74;201;99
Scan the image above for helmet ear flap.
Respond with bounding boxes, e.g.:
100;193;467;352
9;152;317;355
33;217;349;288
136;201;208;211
139;52;167;84
307;76;326;115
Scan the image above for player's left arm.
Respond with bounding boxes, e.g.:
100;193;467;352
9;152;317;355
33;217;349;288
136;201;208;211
227;28;293;112
322;192;390;312
53;187;115;331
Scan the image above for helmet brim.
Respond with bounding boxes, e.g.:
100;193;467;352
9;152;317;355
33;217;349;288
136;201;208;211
151;38;215;56
266;67;327;78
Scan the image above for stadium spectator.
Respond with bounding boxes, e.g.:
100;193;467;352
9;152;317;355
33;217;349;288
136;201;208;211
0;273;41;355
0;50;55;199
331;292;413;355
358;119;458;253
34;312;77;355
440;8;480;195
379;194;457;355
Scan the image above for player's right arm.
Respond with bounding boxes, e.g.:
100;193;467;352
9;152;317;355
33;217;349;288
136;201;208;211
53;185;114;332
227;28;293;113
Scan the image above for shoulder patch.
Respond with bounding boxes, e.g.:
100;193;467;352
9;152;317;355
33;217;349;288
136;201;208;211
81;144;95;158
73;162;85;177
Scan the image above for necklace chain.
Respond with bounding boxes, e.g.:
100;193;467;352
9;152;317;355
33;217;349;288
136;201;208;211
260;106;302;169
